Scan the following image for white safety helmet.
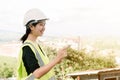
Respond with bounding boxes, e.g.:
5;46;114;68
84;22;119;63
23;8;48;26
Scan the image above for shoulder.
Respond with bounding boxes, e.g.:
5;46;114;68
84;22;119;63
21;42;36;54
22;45;31;52
22;45;37;60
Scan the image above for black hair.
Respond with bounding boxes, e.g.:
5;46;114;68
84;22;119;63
20;20;38;43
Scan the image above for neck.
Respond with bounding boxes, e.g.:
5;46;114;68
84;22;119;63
27;33;38;42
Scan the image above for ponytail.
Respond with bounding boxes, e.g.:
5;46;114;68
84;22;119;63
20;27;31;43
20;20;41;43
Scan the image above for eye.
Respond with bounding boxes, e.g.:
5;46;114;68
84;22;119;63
38;22;46;26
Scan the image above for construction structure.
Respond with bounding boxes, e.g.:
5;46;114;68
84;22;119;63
66;67;120;80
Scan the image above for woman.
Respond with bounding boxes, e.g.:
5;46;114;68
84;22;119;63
17;8;68;80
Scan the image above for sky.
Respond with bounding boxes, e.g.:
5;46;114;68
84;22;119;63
0;0;120;37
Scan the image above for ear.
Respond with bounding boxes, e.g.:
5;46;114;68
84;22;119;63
29;25;34;30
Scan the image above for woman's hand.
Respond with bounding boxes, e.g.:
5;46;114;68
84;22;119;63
55;45;70;63
33;45;70;78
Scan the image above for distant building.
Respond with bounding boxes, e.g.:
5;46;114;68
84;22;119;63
38;36;81;50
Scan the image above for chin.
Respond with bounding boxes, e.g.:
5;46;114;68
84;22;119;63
39;34;43;36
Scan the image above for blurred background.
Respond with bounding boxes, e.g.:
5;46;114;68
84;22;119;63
0;0;120;80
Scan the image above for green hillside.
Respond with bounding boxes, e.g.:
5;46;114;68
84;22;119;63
0;56;17;78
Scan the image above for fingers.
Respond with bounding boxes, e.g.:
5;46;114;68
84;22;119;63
57;45;70;59
62;45;71;50
64;52;67;57
63;46;70;57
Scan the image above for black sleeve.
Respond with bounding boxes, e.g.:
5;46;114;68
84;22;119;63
22;46;40;75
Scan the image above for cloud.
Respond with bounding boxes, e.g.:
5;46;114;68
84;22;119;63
0;0;120;36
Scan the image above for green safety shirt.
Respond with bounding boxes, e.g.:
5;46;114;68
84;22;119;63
17;40;55;80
